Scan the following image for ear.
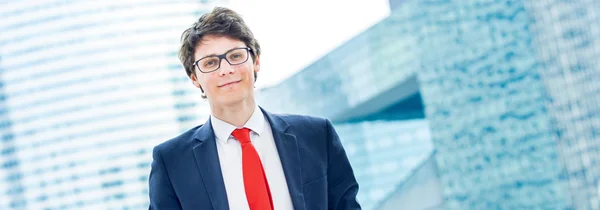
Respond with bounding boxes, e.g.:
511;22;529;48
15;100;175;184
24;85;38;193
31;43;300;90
190;73;201;88
253;55;260;73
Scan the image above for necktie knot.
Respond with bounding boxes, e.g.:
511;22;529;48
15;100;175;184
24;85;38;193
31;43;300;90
232;128;252;144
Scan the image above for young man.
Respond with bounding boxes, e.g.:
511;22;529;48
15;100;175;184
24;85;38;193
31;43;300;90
148;7;361;210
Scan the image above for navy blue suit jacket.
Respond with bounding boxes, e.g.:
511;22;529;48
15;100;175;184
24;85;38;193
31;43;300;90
148;107;361;209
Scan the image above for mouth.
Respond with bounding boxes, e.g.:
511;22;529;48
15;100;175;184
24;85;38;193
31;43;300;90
218;80;241;88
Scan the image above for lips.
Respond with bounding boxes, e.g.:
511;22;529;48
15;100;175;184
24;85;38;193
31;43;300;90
218;80;241;87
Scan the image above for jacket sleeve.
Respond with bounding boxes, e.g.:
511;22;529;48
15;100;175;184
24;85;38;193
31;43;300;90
148;145;182;210
325;119;362;210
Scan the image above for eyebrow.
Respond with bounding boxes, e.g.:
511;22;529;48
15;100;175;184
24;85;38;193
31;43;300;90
197;47;247;61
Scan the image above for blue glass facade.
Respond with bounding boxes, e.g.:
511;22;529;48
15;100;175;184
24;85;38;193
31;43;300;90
259;0;599;209
255;20;423;123
0;1;218;209
414;0;570;207
526;1;600;209
1;63;26;209
256;2;435;208
375;152;444;210
413;0;599;209
334;120;433;209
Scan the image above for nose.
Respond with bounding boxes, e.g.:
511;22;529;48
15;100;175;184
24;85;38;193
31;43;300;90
218;58;235;76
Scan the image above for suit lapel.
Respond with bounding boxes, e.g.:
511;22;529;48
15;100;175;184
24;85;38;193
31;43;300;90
192;118;229;210
261;107;307;210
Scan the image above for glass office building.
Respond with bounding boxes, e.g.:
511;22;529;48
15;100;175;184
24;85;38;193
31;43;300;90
0;1;219;209
334;120;433;209
526;1;600;208
259;0;600;209
255;1;435;207
413;0;600;209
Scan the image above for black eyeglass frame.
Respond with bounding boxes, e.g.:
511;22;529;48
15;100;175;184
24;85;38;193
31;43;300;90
193;47;254;73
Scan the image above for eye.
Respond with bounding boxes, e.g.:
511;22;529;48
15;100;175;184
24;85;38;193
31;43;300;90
204;60;216;67
230;53;242;59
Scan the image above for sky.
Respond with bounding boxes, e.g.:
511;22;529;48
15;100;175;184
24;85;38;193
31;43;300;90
224;0;391;88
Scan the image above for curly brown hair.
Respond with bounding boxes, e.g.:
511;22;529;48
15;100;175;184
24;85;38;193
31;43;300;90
178;7;261;98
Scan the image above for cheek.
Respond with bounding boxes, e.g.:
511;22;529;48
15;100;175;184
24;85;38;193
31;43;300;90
198;74;216;87
238;65;254;77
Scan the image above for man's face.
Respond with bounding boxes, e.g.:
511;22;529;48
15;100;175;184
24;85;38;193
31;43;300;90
190;35;259;107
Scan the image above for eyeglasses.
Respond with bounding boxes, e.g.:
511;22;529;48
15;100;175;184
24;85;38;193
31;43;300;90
193;47;253;73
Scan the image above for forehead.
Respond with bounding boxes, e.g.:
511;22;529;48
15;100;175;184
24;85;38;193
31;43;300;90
194;35;246;60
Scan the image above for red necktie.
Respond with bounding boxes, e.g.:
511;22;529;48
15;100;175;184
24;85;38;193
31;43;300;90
231;128;273;210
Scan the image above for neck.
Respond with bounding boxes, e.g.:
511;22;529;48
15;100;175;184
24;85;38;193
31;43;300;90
210;98;256;128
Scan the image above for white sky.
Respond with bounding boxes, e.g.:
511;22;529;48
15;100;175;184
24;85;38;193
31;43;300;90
223;0;391;88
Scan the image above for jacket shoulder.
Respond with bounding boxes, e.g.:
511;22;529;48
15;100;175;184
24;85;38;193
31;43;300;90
153;124;204;154
271;112;333;133
276;112;328;123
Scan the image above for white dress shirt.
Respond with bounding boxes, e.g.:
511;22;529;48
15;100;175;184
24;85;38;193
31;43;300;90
210;106;294;210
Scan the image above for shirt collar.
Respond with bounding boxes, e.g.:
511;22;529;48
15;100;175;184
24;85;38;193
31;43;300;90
210;105;265;144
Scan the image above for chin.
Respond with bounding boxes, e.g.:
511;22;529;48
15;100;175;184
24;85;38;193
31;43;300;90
216;92;247;105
